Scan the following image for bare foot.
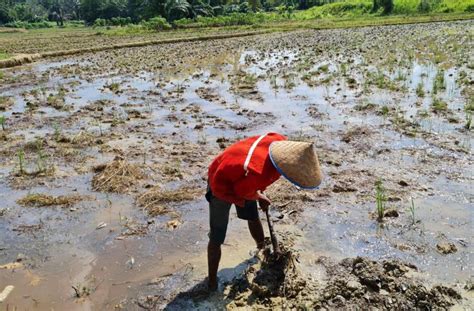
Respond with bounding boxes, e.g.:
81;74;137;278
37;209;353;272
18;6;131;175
208;278;218;292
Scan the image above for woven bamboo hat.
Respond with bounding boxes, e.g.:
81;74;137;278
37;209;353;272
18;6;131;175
269;141;322;189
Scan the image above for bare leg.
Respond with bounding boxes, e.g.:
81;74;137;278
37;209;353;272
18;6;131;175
248;219;265;249
207;241;221;291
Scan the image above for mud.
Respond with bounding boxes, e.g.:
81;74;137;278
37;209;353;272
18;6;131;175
165;237;464;310
0;19;472;310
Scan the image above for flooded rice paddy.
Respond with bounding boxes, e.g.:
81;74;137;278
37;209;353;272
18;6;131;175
0;20;473;310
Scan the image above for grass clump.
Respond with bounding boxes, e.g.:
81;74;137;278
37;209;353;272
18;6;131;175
296;0;372;19
136;186;201;217
17;193;82;207
175;13;271;28
465;99;474;113
416;83;424;97
0;115;5;131
465;112;472;130
431;98;448;113
408;197;417;225
92;157;144;193
0;52;11;60
433;69;445;94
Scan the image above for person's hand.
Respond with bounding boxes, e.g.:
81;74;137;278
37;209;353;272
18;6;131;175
257;192;271;212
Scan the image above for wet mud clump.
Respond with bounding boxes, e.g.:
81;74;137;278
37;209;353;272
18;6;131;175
223;239;307;309
314;257;462;310
222;242;462;310
91;156;144;193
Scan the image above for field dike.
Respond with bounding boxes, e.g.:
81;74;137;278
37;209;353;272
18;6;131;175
0;31;268;69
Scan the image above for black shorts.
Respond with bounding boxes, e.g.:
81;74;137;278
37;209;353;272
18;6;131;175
206;188;259;245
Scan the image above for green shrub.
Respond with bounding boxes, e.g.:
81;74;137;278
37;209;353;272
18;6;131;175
4;20;52;29
174;13;270;28
297;1;373;19
93;18;107;27
142;17;172;31
93;17;132;27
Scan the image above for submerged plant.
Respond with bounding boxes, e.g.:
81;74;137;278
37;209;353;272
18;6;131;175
375;179;386;222
17;149;25;175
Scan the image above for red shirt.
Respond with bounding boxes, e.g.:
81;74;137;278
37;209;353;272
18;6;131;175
208;133;287;207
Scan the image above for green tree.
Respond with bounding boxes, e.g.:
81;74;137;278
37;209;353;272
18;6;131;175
372;0;393;14
165;0;190;21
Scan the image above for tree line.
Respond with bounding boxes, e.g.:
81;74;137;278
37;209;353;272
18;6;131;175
0;0;398;25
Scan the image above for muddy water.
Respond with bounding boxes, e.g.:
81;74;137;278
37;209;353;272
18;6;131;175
1;21;473;309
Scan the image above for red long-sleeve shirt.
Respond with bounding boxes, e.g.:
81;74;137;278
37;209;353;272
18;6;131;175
208;133;287;207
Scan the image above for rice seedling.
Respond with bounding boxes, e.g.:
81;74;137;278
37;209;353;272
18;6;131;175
106;82;120;93
35;140;48;173
197;133;208;145
318;64;329;73
408;197;416;225
53;122;61;141
395;70;406;81
284;75;296;89
375;179;386;222
17;149;25;175
417;109;429;118
340;63;347;77
465;112;472;130
465;100;474;113
0;115;5;130
431;98;447;113
270;74;278;89
379;105;390;117
416;83;424;97
176;82;184;94
433;69;445;94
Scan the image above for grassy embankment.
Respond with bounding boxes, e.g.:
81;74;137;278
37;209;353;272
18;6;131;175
0;52;10;60
0;0;472;65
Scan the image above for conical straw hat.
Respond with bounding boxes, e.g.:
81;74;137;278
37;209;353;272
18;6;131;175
269;141;322;189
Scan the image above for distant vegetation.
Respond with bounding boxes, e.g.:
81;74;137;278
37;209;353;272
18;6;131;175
0;0;473;29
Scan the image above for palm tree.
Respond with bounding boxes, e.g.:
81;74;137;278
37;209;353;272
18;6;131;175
165;0;191;21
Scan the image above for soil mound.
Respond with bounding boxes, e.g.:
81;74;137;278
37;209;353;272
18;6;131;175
223;239;461;310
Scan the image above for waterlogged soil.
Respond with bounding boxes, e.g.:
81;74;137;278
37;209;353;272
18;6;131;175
0;20;473;310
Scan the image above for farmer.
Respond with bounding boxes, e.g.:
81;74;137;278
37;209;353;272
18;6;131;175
206;132;322;291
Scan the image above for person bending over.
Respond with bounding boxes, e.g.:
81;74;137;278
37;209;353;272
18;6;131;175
206;132;322;290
